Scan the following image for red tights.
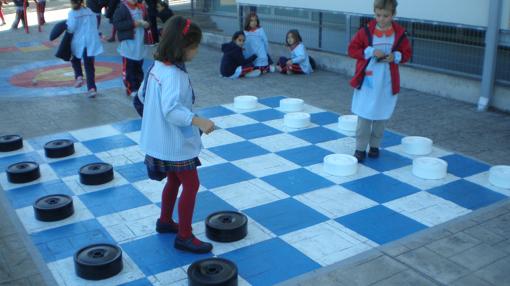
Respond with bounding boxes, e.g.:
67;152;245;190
159;169;199;238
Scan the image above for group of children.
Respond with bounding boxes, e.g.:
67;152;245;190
59;0;411;254
1;0;46;30
220;12;313;79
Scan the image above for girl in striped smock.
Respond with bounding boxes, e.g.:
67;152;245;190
243;12;274;73
138;16;215;254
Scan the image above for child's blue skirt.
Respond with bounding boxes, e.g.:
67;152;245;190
144;155;201;181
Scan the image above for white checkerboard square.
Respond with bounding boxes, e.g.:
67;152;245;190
62;171;130;195
305;162;379;184
98;204;161;243
281;220;375;266
70;125;121;141
316;137;356;155
233;153;300;178
199;149;228;167
16;196;94;234
295;185;378;219
210;178;289;210
96;146;145;167
384;191;471;227
0;141;34;158
250;133;311;153
384;165;460;190
465;171;510;197
213;114;258;129
0;164;59;191
125;131;141;144
36;142;92;163
201;129;244;148
194;215;275;256
323;123;355;137
48;251;144;286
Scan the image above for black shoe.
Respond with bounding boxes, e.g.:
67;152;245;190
174;235;213;254
368;147;379;158
156;219;178;233
353;150;366;162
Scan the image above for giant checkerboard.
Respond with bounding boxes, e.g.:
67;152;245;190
1;96;508;286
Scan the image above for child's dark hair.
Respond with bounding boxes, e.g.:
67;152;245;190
374;0;398;14
155;16;202;63
71;0;83;8
286;29;302;46
231;31;244;41
158;0;168;9
243;12;260;31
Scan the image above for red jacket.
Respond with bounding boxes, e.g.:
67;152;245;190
348;20;412;95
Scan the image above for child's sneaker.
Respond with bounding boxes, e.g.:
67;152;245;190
244;69;261;78
368;147;379;158
130;91;138;98
87;88;97;98
353;150;366;163
174;235;212;254
74;76;84;88
269;65;276;73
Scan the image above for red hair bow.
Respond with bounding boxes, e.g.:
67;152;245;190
182;19;191;35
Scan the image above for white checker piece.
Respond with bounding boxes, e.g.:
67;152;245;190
385;144;453;159
305;162;379;185
384;165;460;190
465;171;510;197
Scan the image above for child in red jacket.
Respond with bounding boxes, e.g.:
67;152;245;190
347;0;412;163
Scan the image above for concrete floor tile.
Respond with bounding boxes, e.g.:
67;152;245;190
451;274;495;286
339;255;407;286
426;232;481;257
463;224;506;245
449;243;508;271
396;247;470;284
372;270;440;286
474;257;510;286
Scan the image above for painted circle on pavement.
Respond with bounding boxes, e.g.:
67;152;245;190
10;62;121;88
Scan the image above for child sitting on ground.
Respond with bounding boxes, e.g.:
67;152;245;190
276;29;313;75
156;0;173;24
220;31;260;79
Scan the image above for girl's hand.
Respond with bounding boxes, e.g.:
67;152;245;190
142;21;150;29
286;60;292;66
373;49;385;60
382;53;395;63
193;117;215;135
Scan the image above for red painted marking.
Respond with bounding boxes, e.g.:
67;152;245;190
10;62;122;88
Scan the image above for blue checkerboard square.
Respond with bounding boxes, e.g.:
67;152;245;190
336;205;427;244
82;134;137;153
198;163;255;189
48;154;102;177
342;174;421;203
428;180;506;210
208;141;269;161
0;151;45;171
196;106;235;118
31;219;114;262
244;109;285;122
119;278;152;286
221;238;320;286
310;112;339;126
121;234;212;275
167;191;236;223
112;119;142;133
381;130;404;148
28;132;77;150
261;168;335;196
116;162;147;183
362;149;412;172
258;96;287;108
290;127;345;144
440;154;491;178
226;123;282;140
276;145;333;166
79;185;152;217
244;198;328;235
4;179;74;209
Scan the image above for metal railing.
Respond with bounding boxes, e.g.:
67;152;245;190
171;0;510;85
